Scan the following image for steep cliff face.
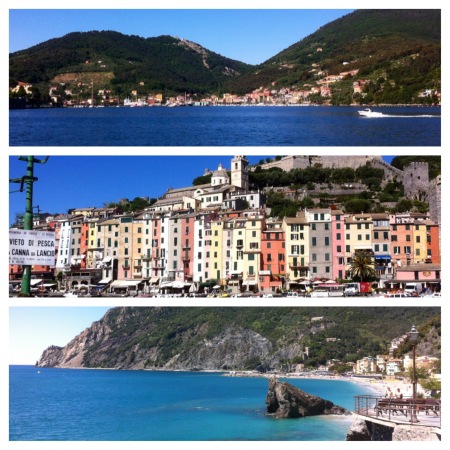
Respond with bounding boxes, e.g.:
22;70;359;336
38;309;115;368
36;307;325;370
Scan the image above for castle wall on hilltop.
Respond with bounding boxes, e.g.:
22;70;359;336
259;155;386;172
259;156;440;227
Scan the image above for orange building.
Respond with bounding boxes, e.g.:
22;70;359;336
260;219;286;294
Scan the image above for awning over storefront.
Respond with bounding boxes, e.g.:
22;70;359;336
102;256;112;263
149;277;160;284
98;278;112;284
172;281;185;289
111;280;142;288
375;255;391;259
30;279;43;286
245;280;257;285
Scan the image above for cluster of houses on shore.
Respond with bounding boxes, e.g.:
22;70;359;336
12;59;440;108
9;156;441;295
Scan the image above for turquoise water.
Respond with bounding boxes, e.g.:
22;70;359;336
10;366;373;441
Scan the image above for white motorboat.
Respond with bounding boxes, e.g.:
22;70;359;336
358;108;384;117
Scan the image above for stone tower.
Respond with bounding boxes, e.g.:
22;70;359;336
231;156;249;191
403;162;429;201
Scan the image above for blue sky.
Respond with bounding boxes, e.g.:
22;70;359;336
9;307;111;365
9;9;355;65
9;155;395;224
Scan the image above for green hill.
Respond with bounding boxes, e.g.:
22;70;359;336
224;9;441;103
37;307;440;371
9;31;253;98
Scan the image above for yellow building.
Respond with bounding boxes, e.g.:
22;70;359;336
412;220;430;263
283;215;310;288
344;214;374;276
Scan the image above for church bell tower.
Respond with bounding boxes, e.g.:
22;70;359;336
231;156;249;192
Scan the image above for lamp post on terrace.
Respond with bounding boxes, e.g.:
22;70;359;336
409;324;419;423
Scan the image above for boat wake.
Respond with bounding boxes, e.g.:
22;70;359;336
370;114;439;118
358;108;439;118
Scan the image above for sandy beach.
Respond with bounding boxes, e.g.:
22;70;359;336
224;370;425;398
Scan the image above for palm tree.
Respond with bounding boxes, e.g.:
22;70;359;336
349;252;376;281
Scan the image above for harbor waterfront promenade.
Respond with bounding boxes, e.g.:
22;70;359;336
9;152;441;298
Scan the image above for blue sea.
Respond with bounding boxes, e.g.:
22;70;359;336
9;106;440;146
9;366;376;441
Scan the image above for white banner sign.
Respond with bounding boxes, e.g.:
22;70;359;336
9;229;56;266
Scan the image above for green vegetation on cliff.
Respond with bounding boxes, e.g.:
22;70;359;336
75;307;440;371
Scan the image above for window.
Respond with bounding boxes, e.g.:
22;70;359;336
325;253;330;261
311;223;316;231
290;234;299;240
374;244;380;252
374;231;379;239
404;246;411;254
312;253;317;261
346;245;350;253
383;244;388;252
324;237;330;246
337;245;342;253
248;254;255;261
336;233;341;240
393;246;401;254
267;242;271;249
416;236;421;243
312;237;317;246
391;235;398;242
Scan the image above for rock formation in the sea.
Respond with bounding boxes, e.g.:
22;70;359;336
265;377;351;418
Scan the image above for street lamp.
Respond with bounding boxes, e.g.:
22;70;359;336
409;325;419;423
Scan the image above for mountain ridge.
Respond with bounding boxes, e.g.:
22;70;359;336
10;10;441;105
37;307;441;372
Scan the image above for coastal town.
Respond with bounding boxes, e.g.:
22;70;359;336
9;156;441;297
11;63;441;108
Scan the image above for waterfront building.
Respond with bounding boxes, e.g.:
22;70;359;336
55;215;74;271
132;214;145;281
283;215;310;289
305;208;333;279
98;217;120;283
241;215;264;293
260;218;285;293
344;214;374;278
331;210;346;280
211;217;225;285
426;220;440;264
371;213;392;282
